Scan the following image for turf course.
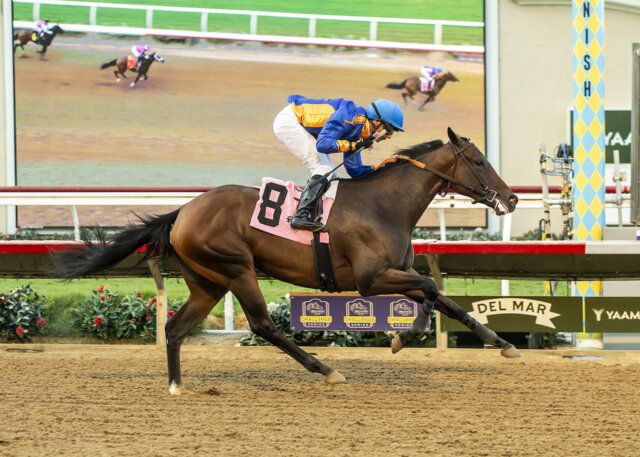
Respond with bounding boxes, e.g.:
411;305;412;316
13;0;484;45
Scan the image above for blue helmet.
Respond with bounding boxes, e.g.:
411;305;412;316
435;66;444;72
365;99;404;132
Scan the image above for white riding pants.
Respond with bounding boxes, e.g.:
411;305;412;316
273;105;338;198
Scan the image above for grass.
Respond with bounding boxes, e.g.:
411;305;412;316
12;0;484;46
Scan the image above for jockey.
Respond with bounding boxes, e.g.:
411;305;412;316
419;65;443;92
35;19;53;39
273;95;404;232
131;44;151;68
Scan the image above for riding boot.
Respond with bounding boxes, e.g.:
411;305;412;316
290;174;330;232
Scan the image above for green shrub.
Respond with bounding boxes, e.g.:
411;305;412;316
71;284;183;342
0;285;47;342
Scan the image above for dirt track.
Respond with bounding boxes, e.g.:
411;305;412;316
2;344;639;457
14;36;485;228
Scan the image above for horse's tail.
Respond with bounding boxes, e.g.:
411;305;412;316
50;209;180;280
386;79;407;90
100;59;117;70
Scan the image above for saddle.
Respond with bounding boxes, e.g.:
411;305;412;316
126;55;138;71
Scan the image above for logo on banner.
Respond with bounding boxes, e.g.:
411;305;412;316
469;298;561;329
344;298;375;329
592;308;640;322
387;298;418;330
300;298;332;328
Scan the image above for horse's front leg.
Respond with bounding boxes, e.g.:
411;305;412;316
435;295;521;357
130;74;140;88
419;95;434;111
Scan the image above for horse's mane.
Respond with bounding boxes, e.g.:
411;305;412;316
341;139;444;181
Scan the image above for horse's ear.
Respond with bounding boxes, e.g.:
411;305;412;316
447;127;460;146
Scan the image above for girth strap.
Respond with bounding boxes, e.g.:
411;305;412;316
311;232;339;293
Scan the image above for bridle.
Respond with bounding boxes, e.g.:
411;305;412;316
379;140;499;206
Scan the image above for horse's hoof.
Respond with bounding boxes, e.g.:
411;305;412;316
168;381;189;395
324;370;346;384
391;334;404;354
500;344;521;358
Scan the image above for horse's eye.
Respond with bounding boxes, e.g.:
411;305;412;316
475;159;484;166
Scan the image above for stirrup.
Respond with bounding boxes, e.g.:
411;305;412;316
290;215;324;232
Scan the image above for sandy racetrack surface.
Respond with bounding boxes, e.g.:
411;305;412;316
2;344;639;456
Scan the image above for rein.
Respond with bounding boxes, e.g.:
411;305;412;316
375;141;498;205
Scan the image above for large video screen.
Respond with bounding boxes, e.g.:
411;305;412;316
11;0;485;228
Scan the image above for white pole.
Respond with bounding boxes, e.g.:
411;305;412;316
224;291;234;331
501;212;512;296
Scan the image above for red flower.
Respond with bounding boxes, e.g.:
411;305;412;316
137;291;142;298
100;295;105;301
97;284;105;292
1;298;6;303
167;310;175;318
16;326;25;336
150;297;157;304
123;320;127;324
36;317;45;327
94;316;103;326
145;331;149;335
131;318;137;323
145;316;151;321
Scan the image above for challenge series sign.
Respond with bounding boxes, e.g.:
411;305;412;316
291;293;420;332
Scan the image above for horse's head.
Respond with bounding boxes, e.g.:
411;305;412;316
436;71;459;83
442;127;517;215
150;52;165;63
52;25;64;35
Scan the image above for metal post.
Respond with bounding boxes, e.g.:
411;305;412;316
148;259;167;347
613;150;624;226
71;205;80;241
224;291;234;331
631;43;640;224
438;208;446;241
501;212;512;296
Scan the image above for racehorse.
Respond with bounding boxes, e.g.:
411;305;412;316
51;128;520;395
100;52;165;88
13;24;64;55
386;71;459;110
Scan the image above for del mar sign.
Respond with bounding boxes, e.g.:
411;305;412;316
442;296;583;332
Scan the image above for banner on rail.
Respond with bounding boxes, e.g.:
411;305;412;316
584;297;640;332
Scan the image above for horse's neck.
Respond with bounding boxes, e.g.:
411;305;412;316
363;159;449;229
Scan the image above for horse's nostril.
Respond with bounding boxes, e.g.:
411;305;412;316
509;195;519;205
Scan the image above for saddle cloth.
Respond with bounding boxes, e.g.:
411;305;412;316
249;177;334;245
419;76;434;93
126;55;137;70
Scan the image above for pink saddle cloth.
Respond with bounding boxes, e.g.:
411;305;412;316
419;76;434;92
250;178;333;245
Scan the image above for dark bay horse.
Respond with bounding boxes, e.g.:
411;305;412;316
13;25;64;55
52;128;520;395
387;71;459;110
100;52;165;87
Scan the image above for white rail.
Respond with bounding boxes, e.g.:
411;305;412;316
12;0;485;54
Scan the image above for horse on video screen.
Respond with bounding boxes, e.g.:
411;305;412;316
51;128;520;395
100;52;165;87
13;24;64;55
387;71;459;110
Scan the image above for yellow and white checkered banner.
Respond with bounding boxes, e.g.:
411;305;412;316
573;0;605;300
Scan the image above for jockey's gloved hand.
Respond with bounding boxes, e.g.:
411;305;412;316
354;137;375;150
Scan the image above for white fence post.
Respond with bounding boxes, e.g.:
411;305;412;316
308;17;316;38
224;292;234;331
250;13;257;35
32;2;40;20
434;23;442;45
200;12;208;32
369;20;377;41
145;8;152;29
89;5;96;26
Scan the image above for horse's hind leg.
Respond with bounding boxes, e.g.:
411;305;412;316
165;269;228;395
231;273;345;384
